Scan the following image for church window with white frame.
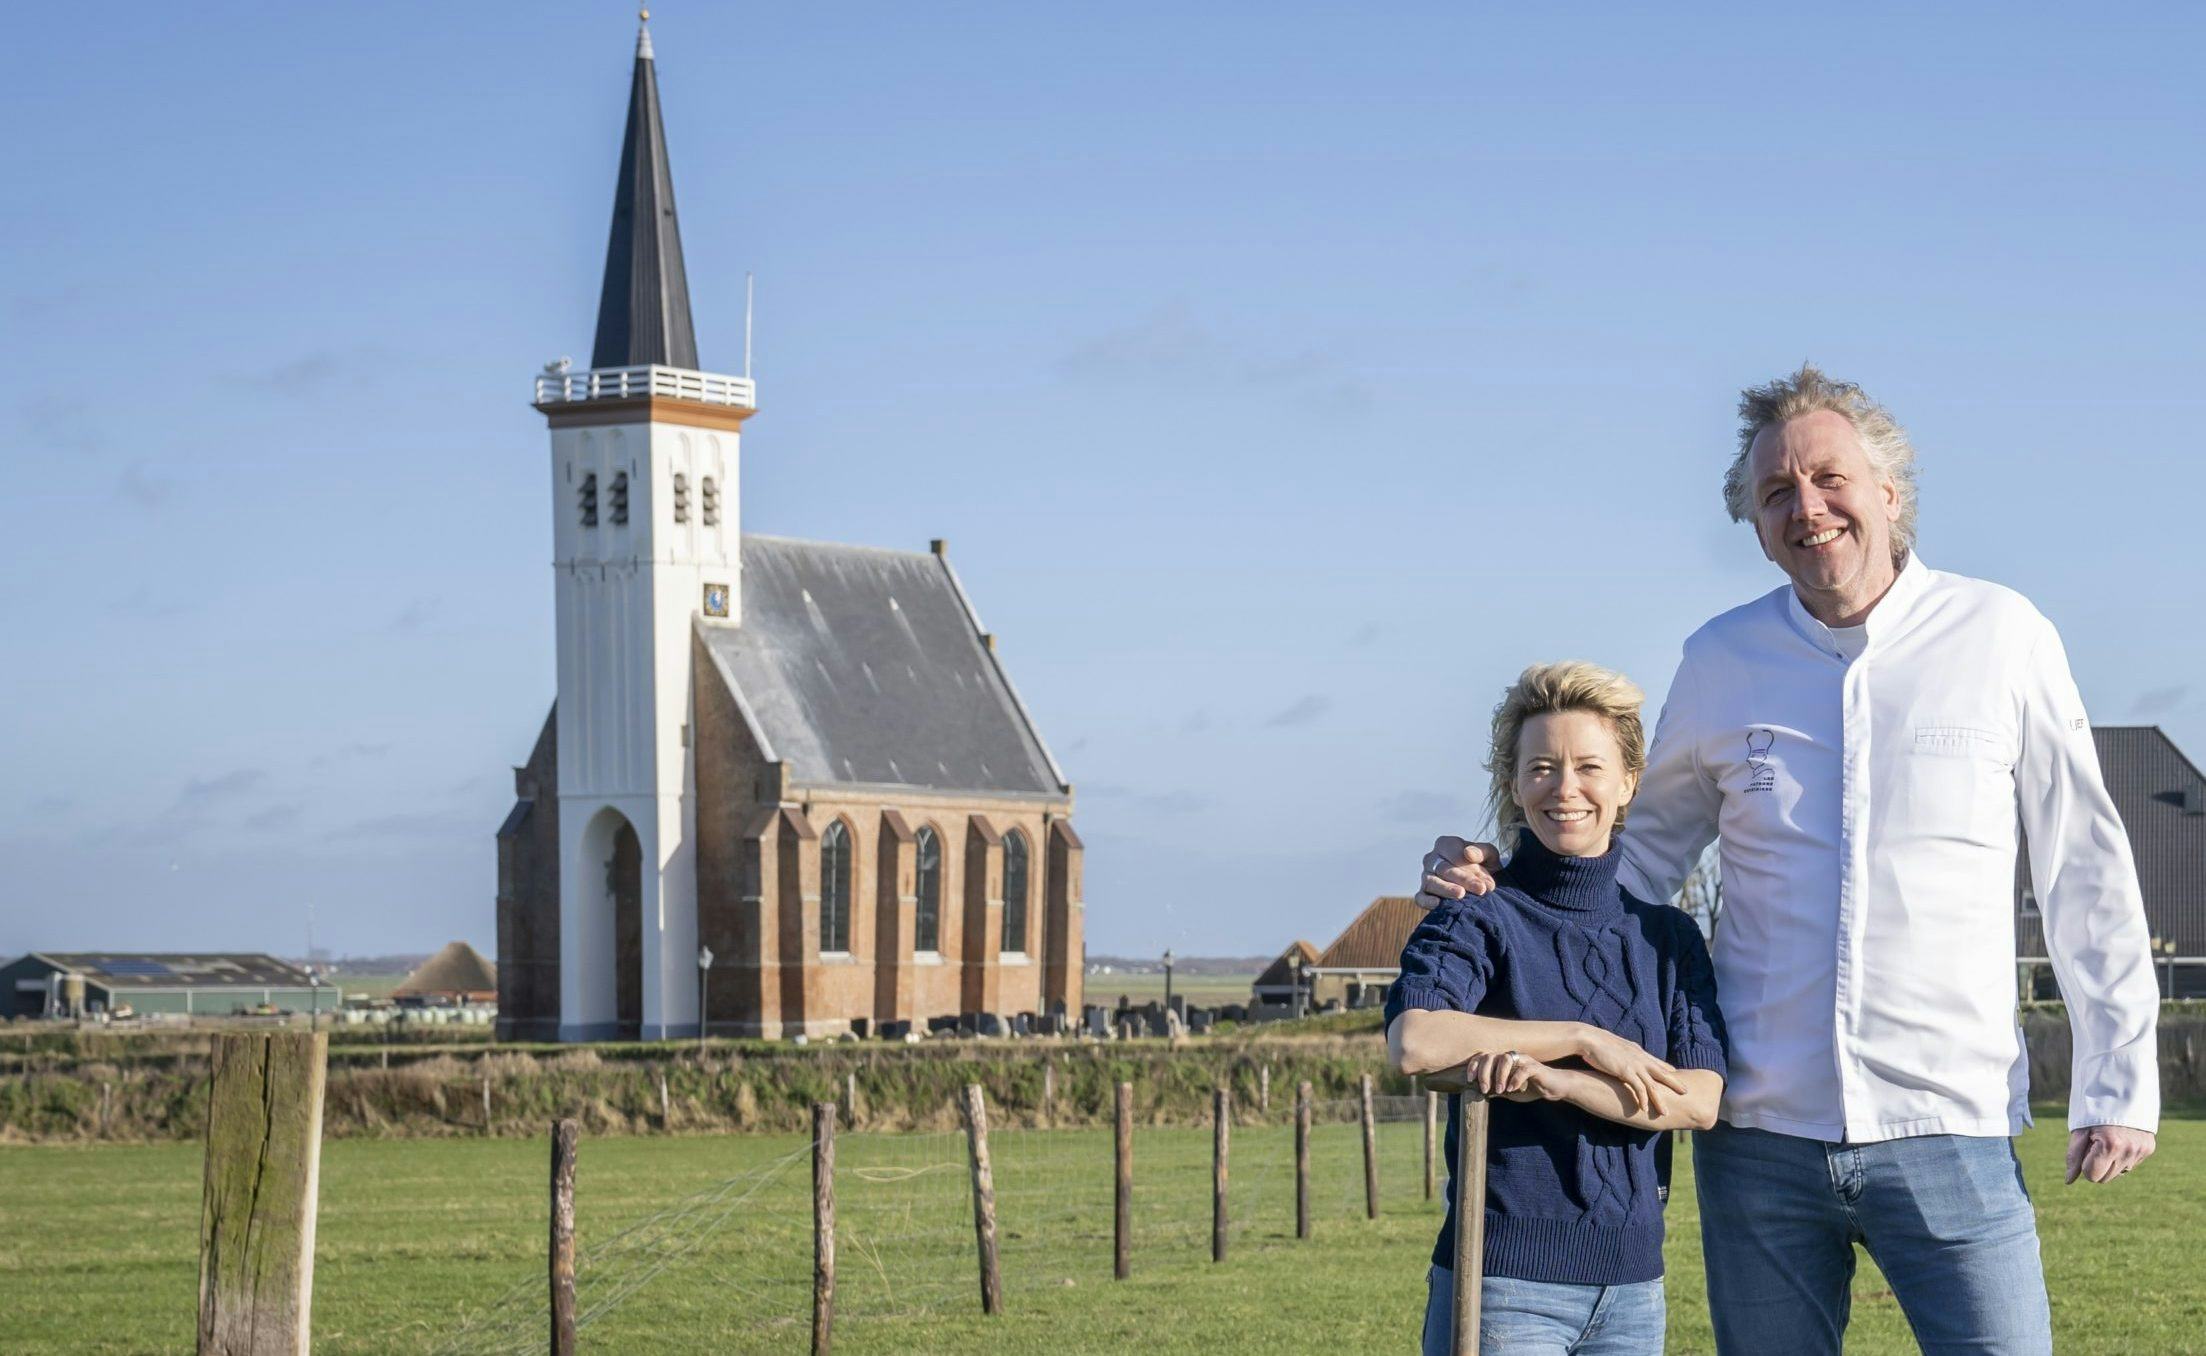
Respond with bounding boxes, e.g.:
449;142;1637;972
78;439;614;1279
914;826;942;953
1001;829;1030;955
819;820;852;954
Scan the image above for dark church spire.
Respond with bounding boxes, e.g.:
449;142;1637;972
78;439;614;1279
591;12;699;370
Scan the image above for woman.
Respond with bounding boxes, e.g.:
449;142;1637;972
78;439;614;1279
1387;661;1728;1355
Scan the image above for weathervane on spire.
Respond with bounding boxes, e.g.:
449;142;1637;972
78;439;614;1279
636;7;654;60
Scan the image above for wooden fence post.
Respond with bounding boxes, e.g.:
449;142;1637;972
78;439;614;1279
1451;1092;1491;1356
100;1081;114;1138
846;1070;857;1129
1212;1086;1231;1263
550;1119;578;1356
1360;1074;1378;1220
1043;1059;1055;1126
1113;1081;1132;1280
197;1032;327;1356
1424;1089;1438;1201
1259;1063;1270;1116
813;1102;836;1356
1294;1080;1311;1241
656;1067;671;1130
960;1084;1003;1315
481;1073;493;1134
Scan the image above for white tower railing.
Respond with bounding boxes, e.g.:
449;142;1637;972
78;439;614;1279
534;363;756;409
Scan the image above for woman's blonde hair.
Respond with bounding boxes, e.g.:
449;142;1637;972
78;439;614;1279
1487;660;1648;844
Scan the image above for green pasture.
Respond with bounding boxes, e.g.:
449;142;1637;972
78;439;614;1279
2;1107;2199;1354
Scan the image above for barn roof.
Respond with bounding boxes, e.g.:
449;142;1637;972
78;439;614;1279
23;953;313;990
394;941;499;998
699;536;1068;798
1253;940;1320;990
1314;897;1425;972
2018;725;2206;951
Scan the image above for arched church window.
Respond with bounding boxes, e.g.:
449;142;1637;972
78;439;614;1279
915;826;942;953
1001;830;1030;955
820;821;852;954
579;473;598;527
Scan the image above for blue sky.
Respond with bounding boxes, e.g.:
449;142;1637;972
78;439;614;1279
3;3;2201;961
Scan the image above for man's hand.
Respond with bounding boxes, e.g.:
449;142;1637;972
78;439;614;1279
1418;836;1502;909
2065;1125;2155;1185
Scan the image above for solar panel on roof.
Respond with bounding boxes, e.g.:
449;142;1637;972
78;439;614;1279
100;959;175;977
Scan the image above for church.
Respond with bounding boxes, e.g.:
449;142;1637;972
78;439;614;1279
496;19;1084;1042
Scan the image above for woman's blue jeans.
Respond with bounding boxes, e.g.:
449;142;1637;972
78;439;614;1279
1421;1266;1665;1355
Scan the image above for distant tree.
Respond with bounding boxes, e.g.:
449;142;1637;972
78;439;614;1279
1672;841;1723;940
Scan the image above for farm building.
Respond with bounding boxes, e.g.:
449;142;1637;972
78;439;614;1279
495;19;1082;1043
2018;725;2206;998
1305;897;1424;1010
0;953;318;1019
393;941;498;1006
1249;939;1319;1009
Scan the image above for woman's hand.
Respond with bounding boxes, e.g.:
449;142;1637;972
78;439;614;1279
1461;1050;1567;1103
1573;1027;1689;1116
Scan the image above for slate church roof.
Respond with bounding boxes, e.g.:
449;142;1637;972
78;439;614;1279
699;536;1069;798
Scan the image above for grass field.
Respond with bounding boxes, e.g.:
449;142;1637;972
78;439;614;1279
2;1106;2200;1353
1086;972;1258;1007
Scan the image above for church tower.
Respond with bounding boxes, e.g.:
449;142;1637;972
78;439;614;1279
533;15;751;1040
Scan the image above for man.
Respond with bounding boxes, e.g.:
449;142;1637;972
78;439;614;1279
1416;366;2159;1354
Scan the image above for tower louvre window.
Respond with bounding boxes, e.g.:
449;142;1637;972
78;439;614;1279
579;473;599;527
701;475;720;526
672;472;689;523
609;472;629;526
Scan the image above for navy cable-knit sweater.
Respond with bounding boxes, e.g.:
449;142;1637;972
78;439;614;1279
1385;832;1729;1284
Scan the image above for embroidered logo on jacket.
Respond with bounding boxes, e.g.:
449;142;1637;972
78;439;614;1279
1746;728;1778;792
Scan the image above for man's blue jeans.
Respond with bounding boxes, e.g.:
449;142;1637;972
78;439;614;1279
1693;1121;2052;1355
1421;1266;1665;1355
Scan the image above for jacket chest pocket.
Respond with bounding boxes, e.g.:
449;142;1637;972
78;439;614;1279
1896;725;2016;847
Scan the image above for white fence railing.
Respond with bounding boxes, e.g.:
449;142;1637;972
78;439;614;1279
533;364;756;409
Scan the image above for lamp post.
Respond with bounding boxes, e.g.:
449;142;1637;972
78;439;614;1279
307;966;322;1033
697;944;714;1056
1288;953;1306;1020
2155;937;2178;1000
1162;949;1175;1017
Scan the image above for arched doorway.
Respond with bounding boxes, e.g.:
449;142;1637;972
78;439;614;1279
610;818;642;1036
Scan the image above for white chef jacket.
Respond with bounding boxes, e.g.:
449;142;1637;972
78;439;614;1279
1618;553;2160;1142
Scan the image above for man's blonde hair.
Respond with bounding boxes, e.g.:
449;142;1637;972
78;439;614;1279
1486;661;1647;845
1723;363;1919;565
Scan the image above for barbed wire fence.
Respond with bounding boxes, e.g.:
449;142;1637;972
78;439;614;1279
430;1075;1448;1353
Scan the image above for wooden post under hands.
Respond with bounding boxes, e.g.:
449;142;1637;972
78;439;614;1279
1451;1092;1491;1356
813;1102;836;1356
1113;1081;1132;1280
960;1084;1003;1315
1212;1086;1231;1262
549;1119;578;1356
1360;1073;1378;1220
198;1032;327;1356
1294;1080;1311;1241
1424;1089;1438;1201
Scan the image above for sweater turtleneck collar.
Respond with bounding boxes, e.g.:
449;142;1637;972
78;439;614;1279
1504;830;1626;917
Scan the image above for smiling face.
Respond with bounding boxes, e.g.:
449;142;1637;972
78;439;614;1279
1512;709;1636;858
1746;408;1904;625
